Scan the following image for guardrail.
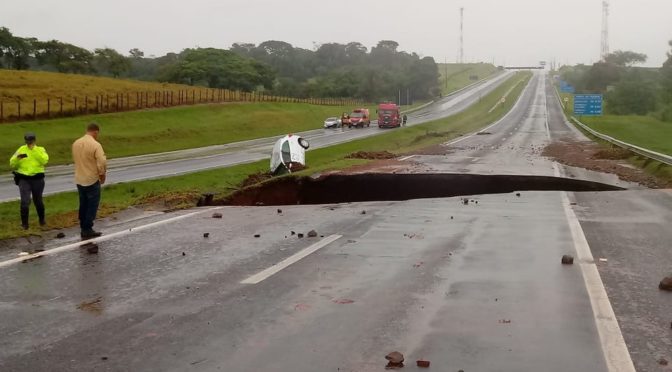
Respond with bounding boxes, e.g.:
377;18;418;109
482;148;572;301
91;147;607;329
570;116;672;166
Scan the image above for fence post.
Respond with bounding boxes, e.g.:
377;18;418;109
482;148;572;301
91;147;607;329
17;100;21;120
59;97;63;116
0;101;3;122
85;96;88;114
33;99;37;118
74;97;78;113
47;99;51;116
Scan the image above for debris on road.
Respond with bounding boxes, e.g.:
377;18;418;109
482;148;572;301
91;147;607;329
212;212;223;219
332;298;355;304
203;233;210;238
462;198;469;205
659;276;672;291
254;234;260;238
416;360;430;368
346;151;396;160
659;358;669;366
361;210;367;215
277;209;282;214
385;351;404;369
291;231;296;235
307;230;318;237
82;243;99;254
598;258;608;263
297;233;304;238
56;232;65;239
561;255;574;265
516;192;521;197
182;252;186;256
18;251;29;256
413;262;424;268
498;319;512;324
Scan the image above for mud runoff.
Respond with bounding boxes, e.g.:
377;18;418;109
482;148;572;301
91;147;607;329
214;173;624;206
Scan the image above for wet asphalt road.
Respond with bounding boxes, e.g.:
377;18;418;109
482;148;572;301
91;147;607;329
1;72;670;371
0;72;512;202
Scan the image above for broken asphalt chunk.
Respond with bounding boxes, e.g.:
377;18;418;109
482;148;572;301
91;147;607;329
385;351;404;369
516;192;521;197
212;212;223;219
416;360;430;368
659;276;672;291
307;230;318;238
659;358;669;366
297;233;304;238
56;232;65;239
254;234;260;238
361;210;367;215
277;209;282;214
561;255;574;265
462;198;469;205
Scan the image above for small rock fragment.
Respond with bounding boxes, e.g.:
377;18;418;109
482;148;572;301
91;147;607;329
291;231;296;235
451;216;454;219
416;360;430;368
659;276;672;291
277;209;282;214
18;252;29;256
182;252;186;256
297;233;304;238
101;356;108;361
659;358;669;366
385;351;404;369
203;233;210;238
56;232;66;239
212;212;223;219
307;230;318;238
516;192;521;197
361;210;367;215
561;255;574;265
83;243;99;254
462;198;469;205
254;234;260;238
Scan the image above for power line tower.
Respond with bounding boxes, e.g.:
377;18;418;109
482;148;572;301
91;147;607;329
459;7;465;64
601;0;610;61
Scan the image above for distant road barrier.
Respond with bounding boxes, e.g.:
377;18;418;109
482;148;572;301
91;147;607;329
571;116;672;166
0;90;364;124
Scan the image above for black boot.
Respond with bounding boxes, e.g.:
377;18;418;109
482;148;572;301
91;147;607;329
20;207;29;230
37;206;46;226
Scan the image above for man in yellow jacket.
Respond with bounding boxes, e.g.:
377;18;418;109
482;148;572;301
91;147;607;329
9;132;49;230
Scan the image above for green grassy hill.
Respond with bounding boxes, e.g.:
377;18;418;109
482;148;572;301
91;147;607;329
438;63;499;94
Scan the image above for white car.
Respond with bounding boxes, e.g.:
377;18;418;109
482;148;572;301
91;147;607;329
270;134;310;175
323;117;341;129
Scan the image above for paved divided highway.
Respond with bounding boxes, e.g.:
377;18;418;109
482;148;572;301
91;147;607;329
1;72;670;371
0;72;513;202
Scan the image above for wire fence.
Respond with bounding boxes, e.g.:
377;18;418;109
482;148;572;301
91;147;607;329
0;89;363;124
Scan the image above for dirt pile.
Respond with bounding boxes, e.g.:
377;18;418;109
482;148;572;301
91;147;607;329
346;151;397;160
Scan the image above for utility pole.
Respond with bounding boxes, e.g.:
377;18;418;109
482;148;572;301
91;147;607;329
601;0;610;61
459;7;464;64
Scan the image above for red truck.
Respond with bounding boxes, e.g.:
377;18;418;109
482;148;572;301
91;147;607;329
377;103;402;128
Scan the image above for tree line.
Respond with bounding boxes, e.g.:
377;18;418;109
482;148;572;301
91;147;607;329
559;45;672;121
0;27;440;102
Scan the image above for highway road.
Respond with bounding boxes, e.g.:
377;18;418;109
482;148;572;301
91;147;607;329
0;72;513;202
1;72;670;371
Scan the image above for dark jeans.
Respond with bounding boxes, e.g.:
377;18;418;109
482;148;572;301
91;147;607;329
18;178;45;225
77;181;101;232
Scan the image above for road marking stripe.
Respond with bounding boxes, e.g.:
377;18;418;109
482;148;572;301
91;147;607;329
398;155;417;161
0;208;221;269
556;164;635;372
240;234;342;284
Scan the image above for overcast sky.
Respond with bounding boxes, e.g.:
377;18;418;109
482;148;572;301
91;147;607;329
2;0;671;67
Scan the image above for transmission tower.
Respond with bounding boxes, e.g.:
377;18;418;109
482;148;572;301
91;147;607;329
601;0;610;61
459;7;464;64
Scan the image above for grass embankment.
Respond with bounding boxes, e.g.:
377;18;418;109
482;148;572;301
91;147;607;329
0;72;531;240
0;69;200;116
438;63;499;95
0;102;372;173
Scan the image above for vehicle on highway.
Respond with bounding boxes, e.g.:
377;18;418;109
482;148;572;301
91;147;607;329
347;108;371;128
270;134;310;175
377;103;402;128
323;117;342;129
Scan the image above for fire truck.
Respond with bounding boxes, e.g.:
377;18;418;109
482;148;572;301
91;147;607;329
377;103;402;128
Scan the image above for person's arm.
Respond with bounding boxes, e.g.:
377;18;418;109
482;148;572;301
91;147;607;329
95;144;107;184
9;148;21;170
33;146;49;166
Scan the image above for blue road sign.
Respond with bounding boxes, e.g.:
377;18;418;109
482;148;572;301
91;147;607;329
560;80;575;93
574;94;603;116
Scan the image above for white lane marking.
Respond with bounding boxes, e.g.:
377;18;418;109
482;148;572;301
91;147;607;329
240;234;342;284
0;208;221;269
557;164;635;372
398;155;417;161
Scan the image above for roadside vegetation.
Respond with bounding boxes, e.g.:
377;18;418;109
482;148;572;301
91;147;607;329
438;63;499;95
0;72;531;240
1;27;441;103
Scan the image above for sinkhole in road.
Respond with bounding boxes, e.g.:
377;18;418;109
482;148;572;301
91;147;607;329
215;173;624;206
